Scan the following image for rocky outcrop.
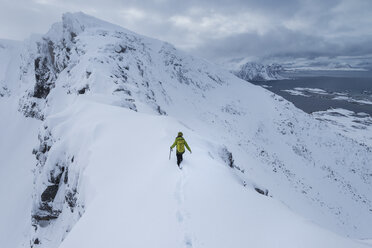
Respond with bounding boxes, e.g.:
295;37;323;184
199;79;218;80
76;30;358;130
19;21;77;120
31;125;83;247
234;62;285;81
0;85;10;97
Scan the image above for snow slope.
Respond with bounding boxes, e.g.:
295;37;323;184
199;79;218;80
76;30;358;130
313;108;372;147
53;98;368;248
0;12;371;248
0;39;22;96
0;98;40;248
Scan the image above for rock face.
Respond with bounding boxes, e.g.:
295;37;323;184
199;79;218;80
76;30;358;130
31;125;83;247
234;62;285;81
20;18;76;120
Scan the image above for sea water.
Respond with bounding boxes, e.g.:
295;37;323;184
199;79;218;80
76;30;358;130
252;70;372;116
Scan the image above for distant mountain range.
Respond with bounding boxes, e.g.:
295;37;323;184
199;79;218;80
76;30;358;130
280;57;372;71
233;62;286;81
229;55;372;82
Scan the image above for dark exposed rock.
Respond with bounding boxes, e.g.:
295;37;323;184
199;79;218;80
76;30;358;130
70;32;77;42
21;31;75;119
137;62;144;77
78;85;89;94
113;88;131;96
33;201;62;222
66;189;77;210
41;185;59;202
85;71;92;78
255;187;269;196
220;147;234;168
64;167;69;184
33;55;55;99
19;97;45;120
157;105;167;115
32;129;53;167
32;211;60;221
40;143;51;154
0;86;10;97
39;202;53;212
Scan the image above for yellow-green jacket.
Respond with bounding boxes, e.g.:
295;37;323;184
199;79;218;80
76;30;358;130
171;136;191;154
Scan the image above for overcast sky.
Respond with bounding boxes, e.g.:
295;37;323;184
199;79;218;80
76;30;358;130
1;0;371;63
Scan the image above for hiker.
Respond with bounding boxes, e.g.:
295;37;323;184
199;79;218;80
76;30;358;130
170;132;192;167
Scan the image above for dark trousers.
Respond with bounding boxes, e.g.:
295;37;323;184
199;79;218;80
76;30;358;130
176;152;184;166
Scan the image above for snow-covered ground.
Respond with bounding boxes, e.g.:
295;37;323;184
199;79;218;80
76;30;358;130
282;87;328;97
0;98;40;248
282;87;372;106
55;98;369;248
0;12;371;248
282;89;310;97
332;96;372;105
313;108;372;147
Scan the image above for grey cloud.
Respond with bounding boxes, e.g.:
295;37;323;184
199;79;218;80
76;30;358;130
188;27;372;62
0;0;371;64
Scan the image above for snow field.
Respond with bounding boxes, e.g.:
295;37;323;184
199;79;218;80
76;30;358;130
49;97;370;248
0;98;40;248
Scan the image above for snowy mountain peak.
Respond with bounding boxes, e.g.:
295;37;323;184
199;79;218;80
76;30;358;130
62;12;118;32
45;12;129;41
17;12;226;121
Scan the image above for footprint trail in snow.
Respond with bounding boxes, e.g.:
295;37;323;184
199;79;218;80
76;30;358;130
175;167;196;248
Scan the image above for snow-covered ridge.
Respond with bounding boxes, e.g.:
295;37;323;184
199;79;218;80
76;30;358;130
233;62;286;81
1;12;372;248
